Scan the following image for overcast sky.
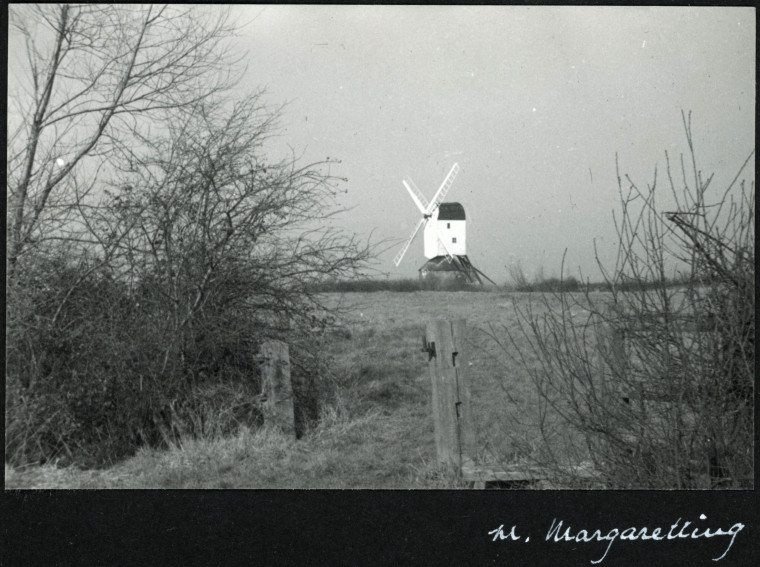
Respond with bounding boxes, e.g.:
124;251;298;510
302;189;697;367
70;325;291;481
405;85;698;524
10;6;752;282
228;6;754;282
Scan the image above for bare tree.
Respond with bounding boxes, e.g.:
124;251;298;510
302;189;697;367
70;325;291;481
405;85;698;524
6;6;373;466
100;93;371;379
7;4;240;275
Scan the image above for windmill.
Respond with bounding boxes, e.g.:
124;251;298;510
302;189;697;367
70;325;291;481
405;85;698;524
393;163;496;285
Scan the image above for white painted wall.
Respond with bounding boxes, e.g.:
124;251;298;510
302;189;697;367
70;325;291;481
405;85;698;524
424;209;466;258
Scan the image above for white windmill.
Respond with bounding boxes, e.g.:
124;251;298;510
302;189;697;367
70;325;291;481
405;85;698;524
393;163;496;285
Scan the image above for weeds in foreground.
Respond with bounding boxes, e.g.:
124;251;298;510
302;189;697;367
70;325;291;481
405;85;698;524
5;403;458;489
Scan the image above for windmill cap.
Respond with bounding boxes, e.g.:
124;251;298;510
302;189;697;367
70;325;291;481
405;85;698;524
437;202;465;220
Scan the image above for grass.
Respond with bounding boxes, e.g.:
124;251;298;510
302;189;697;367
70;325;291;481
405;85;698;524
5;289;604;489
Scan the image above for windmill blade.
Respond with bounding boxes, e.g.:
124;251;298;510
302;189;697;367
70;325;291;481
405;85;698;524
402;178;429;214
426;162;460;214
394;217;427;266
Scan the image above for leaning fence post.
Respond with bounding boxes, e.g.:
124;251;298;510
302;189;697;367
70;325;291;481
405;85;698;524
425;319;474;476
258;340;296;438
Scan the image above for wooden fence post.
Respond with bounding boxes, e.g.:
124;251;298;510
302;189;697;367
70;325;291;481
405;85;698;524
608;325;627;381
425;319;474;476
421;319;602;488
258;340;296;438
595;321;628;401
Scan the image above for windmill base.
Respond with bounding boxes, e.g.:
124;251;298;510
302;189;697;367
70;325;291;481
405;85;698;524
418;255;495;286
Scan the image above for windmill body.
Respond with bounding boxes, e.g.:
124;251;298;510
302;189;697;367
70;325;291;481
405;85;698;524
394;163;495;285
424;202;466;258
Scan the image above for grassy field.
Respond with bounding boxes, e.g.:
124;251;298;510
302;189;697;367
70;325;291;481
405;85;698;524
6;290;605;489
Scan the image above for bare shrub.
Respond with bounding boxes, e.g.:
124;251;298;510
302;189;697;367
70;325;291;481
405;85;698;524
6;6;371;467
491;112;753;488
508;262;532;291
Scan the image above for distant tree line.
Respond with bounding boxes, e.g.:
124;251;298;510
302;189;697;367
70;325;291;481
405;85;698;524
311;277;490;293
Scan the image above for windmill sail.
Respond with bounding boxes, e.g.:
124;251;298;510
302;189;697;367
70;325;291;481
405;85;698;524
426;163;459;213
394;161;495;285
402;178;429;214
393;217;427;267
394;161;460;267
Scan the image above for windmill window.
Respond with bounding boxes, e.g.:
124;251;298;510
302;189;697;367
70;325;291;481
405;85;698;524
452;237;457;243
447;223;451;229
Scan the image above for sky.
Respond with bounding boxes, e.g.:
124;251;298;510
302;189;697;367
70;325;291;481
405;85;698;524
226;5;755;283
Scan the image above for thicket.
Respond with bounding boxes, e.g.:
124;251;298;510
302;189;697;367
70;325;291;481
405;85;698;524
6;5;369;468
493;113;754;488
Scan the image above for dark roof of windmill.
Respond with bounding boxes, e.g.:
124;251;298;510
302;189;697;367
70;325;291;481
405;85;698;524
438;202;465;220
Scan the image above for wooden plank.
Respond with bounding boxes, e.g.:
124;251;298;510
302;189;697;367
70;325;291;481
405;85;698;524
462;462;602;486
451;320;476;459
428;319;459;472
259;340;295;438
426;319;472;475
461;463;548;483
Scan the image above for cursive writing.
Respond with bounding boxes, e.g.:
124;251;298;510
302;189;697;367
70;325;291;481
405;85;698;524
489;514;744;564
